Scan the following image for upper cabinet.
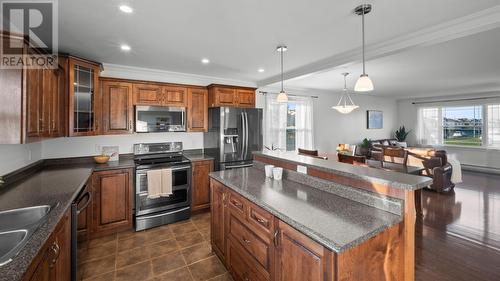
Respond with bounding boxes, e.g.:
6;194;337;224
67;57;101;136
207;84;256;108
133;83;187;107
101;79;134;135
187;88;208;132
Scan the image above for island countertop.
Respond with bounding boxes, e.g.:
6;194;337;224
209;167;402;253
254;150;432;190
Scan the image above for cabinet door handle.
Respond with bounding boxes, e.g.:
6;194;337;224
49;242;60;267
243;238;251;244
274;229;280;248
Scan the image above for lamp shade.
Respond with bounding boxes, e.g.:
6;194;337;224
276;91;288;103
332;105;359;114
354;74;374;92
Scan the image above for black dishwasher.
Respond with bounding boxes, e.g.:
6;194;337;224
71;183;92;281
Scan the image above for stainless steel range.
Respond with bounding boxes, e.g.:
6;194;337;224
133;142;191;231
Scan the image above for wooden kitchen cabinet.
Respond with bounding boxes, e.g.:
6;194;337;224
275;219;334;281
101;80;134;134
191;159;213;213
67;57;101;136
163;86;187;106
133;83;163;105
210;179;227;263
23;210;71;281
91;168;134;238
187;88;208;132
25;67;43;139
208;84;256;108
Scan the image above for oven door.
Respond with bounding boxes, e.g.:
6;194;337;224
135;106;186;132
135;164;191;216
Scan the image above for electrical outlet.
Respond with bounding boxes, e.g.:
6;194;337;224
297;165;307;174
95;145;102;153
27;148;32;161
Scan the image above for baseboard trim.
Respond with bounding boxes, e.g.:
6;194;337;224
462;164;500;175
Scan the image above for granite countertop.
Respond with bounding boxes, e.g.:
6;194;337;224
0;156;136;281
0;166;92;281
254;150;432;190
210;167;402;253
183;150;215;162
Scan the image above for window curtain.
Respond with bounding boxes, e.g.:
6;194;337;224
264;94;288;150
488;104;500;148
417;107;441;145
294;96;314;150
263;94;314;151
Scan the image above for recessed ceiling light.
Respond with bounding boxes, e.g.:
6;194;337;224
119;5;133;13
201;58;210;64
120;44;131;51
258;68;265;73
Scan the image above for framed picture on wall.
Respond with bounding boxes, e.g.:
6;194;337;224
367;110;383;129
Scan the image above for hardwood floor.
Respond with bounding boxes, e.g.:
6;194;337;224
416;170;500;281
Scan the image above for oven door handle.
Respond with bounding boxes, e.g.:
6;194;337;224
137;165;191;174
224;163;253;169
137;206;191;219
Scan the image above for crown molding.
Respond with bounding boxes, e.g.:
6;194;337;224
101;63;257;87
257;5;500;87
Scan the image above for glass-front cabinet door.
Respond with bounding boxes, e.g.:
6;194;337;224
68;58;101;136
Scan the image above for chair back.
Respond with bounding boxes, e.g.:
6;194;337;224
382;147;408;166
298;148;319;157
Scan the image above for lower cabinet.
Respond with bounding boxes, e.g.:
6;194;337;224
210;179;227;262
23;210;71;281
275;220;333;281
210;178;403;281
91;168;134;238
191;159;214;213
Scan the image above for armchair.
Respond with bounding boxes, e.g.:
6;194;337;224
411;150;455;192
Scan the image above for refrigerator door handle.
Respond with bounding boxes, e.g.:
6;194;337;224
241;112;246;159
244;112;249;155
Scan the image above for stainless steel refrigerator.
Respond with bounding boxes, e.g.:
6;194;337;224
204;107;263;170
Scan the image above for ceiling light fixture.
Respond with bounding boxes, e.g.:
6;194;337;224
276;45;288;103
201;58;210;64
120;44;131;51
354;4;374;92
258;68;265;73
119;5;133;13
332;72;359;114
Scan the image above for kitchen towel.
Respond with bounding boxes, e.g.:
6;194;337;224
160;168;173;197
146;169;163;199
447;157;463;183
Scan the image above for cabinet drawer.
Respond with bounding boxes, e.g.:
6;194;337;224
229;214;271;271
248;203;274;236
228;239;269;281
228;190;247;219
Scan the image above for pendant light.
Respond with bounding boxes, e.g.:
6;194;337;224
332;72;359;114
354;4;374;92
276;45;288;103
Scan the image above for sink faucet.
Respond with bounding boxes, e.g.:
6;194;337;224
264;144;282;151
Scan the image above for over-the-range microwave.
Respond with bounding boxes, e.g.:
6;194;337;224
135;106;186;133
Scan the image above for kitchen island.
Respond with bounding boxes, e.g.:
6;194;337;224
210;152;431;281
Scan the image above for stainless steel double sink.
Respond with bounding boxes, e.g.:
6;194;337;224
0;205;53;266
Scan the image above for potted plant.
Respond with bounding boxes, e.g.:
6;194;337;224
357;138;370;156
395;126;411;147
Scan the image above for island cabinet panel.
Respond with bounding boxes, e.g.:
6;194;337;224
275;219;334;281
101;80;134;134
191;159;213;213
187;88;208;132
133;83;162;105
337;223;404;281
23;210;71;281
210;179;227;262
91;168;133;238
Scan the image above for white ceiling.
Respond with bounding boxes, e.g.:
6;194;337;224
59;0;499;84
280;27;500;99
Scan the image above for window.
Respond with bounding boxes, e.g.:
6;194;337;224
418;103;500;148
442;106;482;146
264;95;314;152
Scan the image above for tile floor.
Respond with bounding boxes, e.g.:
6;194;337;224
77;212;233;281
